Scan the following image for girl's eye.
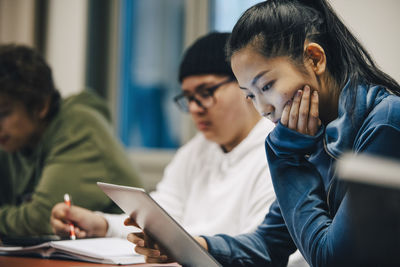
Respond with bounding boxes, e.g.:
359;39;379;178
261;82;273;92
246;94;255;100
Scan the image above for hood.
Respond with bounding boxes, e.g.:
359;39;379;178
325;81;390;158
62;90;111;122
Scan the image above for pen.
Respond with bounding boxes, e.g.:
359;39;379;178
63;193;76;240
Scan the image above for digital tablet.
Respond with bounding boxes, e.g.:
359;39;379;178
97;182;221;267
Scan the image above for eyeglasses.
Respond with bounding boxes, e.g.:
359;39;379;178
174;77;235;112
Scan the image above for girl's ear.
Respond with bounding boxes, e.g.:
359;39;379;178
304;42;327;75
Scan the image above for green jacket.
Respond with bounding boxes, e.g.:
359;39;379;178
0;91;142;236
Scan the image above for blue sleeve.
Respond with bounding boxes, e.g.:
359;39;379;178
203;200;297;267
266;122;400;267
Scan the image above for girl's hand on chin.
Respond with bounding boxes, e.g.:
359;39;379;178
280;85;321;136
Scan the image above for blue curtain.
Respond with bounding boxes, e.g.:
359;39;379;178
118;0;183;148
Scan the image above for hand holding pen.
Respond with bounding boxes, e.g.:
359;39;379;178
51;200;109;238
63;193;76;240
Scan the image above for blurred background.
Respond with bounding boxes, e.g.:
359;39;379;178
0;0;399;191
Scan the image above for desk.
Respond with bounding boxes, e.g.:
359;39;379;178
0;256;181;267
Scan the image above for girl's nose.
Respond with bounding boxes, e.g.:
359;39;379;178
254;97;274;117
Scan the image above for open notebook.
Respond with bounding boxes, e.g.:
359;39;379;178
0;237;145;265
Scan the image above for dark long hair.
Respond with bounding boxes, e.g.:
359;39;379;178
227;0;400;97
0;44;61;121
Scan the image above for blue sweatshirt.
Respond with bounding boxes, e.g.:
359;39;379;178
203;82;400;267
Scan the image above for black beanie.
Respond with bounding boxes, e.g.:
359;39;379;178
178;32;234;82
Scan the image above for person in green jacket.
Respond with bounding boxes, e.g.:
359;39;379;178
0;44;142;237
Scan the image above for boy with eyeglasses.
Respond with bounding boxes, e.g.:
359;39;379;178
51;32;277;248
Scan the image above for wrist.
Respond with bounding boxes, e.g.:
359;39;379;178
93;213;108;237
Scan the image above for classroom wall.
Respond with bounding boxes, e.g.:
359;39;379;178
45;0;88;97
0;0;35;46
330;0;400;83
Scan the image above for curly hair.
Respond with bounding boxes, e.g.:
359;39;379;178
0;44;61;120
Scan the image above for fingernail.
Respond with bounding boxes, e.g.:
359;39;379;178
313;90;318;96
304;85;310;92
297;90;302;97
